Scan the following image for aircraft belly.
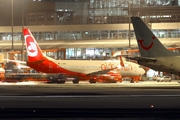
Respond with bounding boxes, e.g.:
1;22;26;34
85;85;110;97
63;67;99;75
120;71;138;76
139;61;179;74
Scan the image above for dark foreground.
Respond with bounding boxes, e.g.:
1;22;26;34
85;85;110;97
1;108;180;119
0;82;180;119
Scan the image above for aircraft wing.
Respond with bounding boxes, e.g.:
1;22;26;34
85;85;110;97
126;56;157;62
87;67;117;75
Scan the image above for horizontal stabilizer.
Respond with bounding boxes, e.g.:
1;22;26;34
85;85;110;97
126;56;157;62
4;59;26;64
27;59;45;65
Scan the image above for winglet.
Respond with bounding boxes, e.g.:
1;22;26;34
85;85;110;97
23;28;45;62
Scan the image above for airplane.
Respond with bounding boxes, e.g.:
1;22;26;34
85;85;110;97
23;28;145;84
126;17;180;75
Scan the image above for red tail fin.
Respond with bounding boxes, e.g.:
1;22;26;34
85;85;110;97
23;28;44;62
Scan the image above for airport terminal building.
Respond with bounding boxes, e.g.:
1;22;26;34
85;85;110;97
0;0;180;60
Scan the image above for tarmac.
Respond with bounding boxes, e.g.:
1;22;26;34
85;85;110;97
0;80;180;119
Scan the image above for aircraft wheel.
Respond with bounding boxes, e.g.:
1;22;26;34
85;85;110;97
111;80;117;83
72;78;79;84
130;78;134;83
58;80;66;84
89;79;96;84
109;79;117;83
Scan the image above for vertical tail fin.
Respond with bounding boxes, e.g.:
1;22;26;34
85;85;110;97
23;29;45;62
131;17;178;57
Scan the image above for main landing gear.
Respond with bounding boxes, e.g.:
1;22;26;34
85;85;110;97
89;76;97;83
58;79;66;84
72;78;79;84
89;79;96;83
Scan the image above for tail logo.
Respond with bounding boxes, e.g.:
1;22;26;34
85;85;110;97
138;36;156;50
25;35;38;57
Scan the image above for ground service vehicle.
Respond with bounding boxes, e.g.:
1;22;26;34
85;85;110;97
157;76;171;82
3;73;67;83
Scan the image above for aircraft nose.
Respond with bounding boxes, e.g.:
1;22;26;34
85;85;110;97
141;68;145;74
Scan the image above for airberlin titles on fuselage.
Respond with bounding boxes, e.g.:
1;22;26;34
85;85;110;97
100;62;132;71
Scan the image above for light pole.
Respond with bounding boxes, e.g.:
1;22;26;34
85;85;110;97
11;0;14;51
128;0;131;49
21;0;24;61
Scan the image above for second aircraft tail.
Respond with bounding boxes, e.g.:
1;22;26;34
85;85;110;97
131;17;179;57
